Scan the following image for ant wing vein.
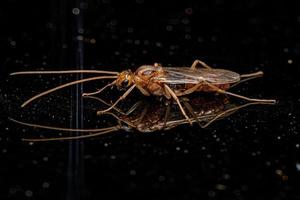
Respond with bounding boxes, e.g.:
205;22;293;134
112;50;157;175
153;67;240;84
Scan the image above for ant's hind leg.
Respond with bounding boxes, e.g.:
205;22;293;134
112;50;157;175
191;59;212;70
164;85;192;124
203;81;276;104
182;99;202;126
97;84;136;114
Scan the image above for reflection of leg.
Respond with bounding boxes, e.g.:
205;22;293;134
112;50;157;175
163;102;171;128
136;105;149;124
204;81;276;103
82;81;116;96
164;84;192;124
97;84;136;114
125;101;144;115
190;59;212;70
200;101;274;128
22;126;119;142
182;100;201;126
83;95;125;114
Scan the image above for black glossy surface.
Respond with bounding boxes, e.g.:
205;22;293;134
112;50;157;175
1;1;300;199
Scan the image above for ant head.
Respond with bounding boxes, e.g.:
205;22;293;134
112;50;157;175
116;70;134;88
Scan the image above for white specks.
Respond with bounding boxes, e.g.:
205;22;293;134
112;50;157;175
296;144;300;148
283;48;289;53
277;136;281;140
42;182;50;189
76;35;84;41
129;170;136;176
275;169;283;176
103;142;109;147
223;174;231;180
207;154;212;159
43;157;48;162
296;163;300;171
288;59;293;64
175;146;181;151
110;155;116;160
10;40;16;46
25;190;33;197
155;42;162;47
72;8;80;15
215;184;227;190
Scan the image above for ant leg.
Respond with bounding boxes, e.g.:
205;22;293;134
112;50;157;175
200;101;274;128
190;59;212;70
136;105;149;124
231;71;264;88
136;85;150;96
176;83;203;96
182;99;202;126
125;101;143;115
82;81;116;96
97;84;136;114
83;95;125;114
163;101;171;128
203;81;276;104
164;84;192;124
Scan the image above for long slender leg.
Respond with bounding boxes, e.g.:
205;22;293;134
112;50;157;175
125;101;143;115
177;82;202;96
20;75;118;107
182;100;201;126
190;59;212;70
82;80;116;96
203;81;276;104
164;84;192;124
163;102;171;128
83;95;125;114
97;84;136;114
231;71;264;88
136;105;148;124
200;101;275;128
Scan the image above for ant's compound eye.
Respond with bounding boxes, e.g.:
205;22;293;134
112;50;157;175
121;79;129;87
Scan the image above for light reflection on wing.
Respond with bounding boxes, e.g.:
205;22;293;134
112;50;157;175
153;67;240;84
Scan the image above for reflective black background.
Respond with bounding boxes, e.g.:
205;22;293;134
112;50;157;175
0;0;300;199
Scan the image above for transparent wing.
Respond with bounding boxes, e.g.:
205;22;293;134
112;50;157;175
153;67;240;84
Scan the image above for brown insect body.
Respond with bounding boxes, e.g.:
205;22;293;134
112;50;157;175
122;65;239;98
10;59;276;124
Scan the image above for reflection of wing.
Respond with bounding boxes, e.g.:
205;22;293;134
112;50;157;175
153;67;240;84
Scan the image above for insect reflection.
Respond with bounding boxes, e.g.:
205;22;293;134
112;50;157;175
10;59;276;124
10;95;274;142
